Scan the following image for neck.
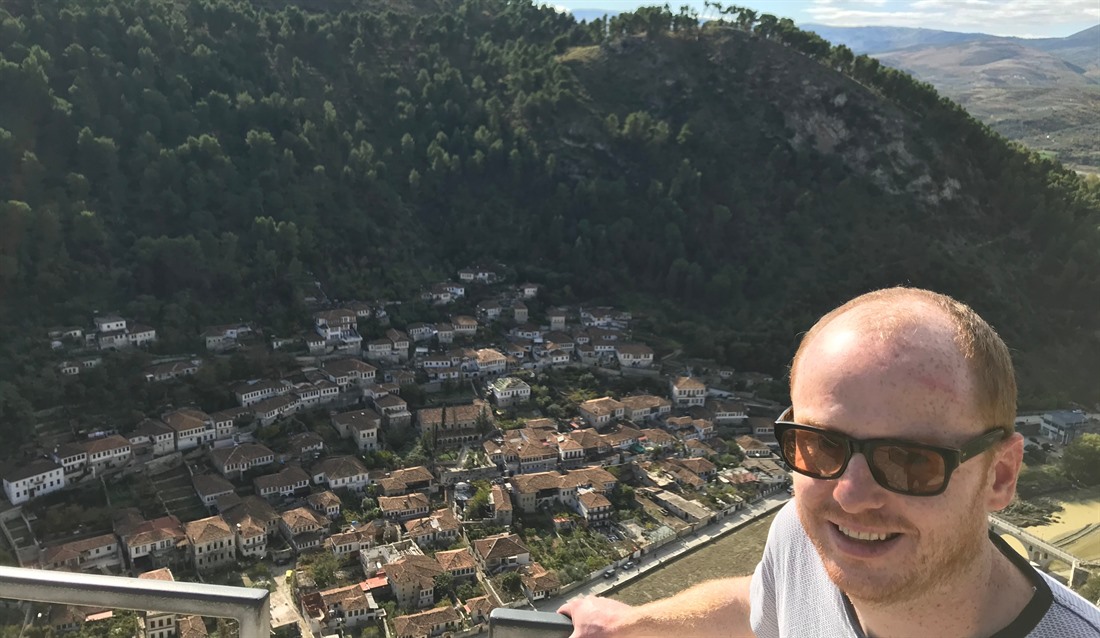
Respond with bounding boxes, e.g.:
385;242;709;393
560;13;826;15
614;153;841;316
849;538;1034;638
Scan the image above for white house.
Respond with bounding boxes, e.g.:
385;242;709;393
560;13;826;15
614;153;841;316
3;459;66;505
185;516;236;572
83;435;132;473
490;377;531;407
254;466;311;500
127;324;157;346
94;315;127;333
578;397;625;427
313;456;371;492
51;442;88;476
331;409;382;452
163;408;215;451
671;376;706;407
233;379;289;407
615;343;654;368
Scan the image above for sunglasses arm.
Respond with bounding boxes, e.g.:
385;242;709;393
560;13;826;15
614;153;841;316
957;429;1008;463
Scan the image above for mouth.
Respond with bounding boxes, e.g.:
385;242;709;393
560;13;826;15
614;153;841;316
836;524;901;543
828;522;904;558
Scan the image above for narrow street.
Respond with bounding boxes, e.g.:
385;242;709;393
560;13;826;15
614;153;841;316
270;567;314;638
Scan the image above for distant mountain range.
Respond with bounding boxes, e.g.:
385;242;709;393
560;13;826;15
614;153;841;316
802;24;1100;70
802;24;1100;172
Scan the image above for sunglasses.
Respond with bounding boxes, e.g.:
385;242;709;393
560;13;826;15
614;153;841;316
774;407;1008;496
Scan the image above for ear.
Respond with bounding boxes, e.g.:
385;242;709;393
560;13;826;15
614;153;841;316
986;432;1023;512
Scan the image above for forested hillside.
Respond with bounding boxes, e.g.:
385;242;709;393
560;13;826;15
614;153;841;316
1;0;1099;430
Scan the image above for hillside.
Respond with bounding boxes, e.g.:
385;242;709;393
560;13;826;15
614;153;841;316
804;24;1100;171
0;1;1098;442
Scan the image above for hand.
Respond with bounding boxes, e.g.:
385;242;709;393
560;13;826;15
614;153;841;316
558;595;638;638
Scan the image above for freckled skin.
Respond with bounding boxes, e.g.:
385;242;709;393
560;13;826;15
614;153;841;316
791;311;990;605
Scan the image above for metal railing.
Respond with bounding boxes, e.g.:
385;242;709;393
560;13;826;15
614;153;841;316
0;565;270;637
489;608;573;638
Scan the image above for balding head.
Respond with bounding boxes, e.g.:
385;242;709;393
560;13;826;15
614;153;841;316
790;288;1017;434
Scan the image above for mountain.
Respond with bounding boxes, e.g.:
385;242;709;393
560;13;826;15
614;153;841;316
802;23;1100;69
875;40;1097;90
801;24;998;54
1024;25;1100;70
0;1;1098;444
803;24;1100;171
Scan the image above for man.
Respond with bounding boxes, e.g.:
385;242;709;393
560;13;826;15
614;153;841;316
560;288;1100;637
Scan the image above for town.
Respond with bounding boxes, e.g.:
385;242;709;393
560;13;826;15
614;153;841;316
4;266;1095;637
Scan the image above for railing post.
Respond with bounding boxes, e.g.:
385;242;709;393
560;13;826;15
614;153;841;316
0;566;269;637
489;609;573;638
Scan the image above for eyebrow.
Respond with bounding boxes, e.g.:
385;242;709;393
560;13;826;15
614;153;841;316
784;409;828;430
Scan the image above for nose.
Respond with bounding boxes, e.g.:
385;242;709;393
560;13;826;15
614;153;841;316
831;453;888;513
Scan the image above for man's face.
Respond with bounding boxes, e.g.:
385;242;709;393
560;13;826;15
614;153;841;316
790;318;995;605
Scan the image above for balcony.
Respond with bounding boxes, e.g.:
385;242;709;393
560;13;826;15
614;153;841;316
0;565;269;636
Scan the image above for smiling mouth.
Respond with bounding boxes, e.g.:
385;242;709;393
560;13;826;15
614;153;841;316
836;524;901;543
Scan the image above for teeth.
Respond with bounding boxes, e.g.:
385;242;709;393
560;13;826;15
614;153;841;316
838;525;892;542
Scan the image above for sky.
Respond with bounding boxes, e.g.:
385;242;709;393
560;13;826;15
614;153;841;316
552;0;1100;38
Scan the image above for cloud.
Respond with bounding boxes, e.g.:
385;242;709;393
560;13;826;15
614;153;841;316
540;2;572;13
805;0;1100;36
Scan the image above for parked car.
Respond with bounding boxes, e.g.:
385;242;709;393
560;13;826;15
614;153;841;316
624;561;636;570
603;568;615;579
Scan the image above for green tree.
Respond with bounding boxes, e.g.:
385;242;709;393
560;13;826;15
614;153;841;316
434;571;455;596
464;482;492;519
1061;433;1100;486
475;406;492;435
500;571;523;594
308;551;341;588
1077;571;1100;605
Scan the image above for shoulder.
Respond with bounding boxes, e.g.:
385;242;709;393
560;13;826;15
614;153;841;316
754;500;832;586
1031;572;1100;636
751;500;855;637
766;500;811;552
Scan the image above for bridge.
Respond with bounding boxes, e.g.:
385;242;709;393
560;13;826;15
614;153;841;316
989;515;1096;588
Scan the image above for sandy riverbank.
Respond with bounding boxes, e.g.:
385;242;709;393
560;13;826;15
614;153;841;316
1024;486;1100;563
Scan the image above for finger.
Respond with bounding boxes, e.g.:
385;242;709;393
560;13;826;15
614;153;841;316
559;593;593;614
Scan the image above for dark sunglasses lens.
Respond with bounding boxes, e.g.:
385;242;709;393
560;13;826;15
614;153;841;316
782;428;847;477
870;445;947;494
